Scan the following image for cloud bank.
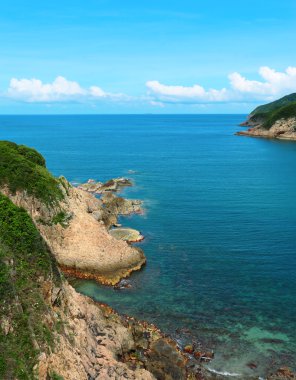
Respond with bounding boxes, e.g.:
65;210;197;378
147;66;296;104
5;67;296;107
7;76;128;103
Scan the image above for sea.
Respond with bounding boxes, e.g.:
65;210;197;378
1;114;295;378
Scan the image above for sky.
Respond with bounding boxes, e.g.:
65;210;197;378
1;0;296;114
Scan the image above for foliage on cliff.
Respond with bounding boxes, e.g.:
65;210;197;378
247;93;296;128
0;193;61;379
262;102;296;129
250;93;296;118
0;141;63;205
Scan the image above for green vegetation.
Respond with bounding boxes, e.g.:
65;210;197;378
50;372;65;380
0;193;61;379
52;210;71;227
263;102;296;129
250;93;296;118
246;93;296;129
0;141;63;205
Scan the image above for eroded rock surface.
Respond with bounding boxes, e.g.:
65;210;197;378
35;279;191;380
78;177;133;194
236;117;296;140
1;178;145;285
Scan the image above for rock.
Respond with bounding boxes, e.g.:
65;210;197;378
51;287;62;306
114;279;132;290
91;210;103;221
247;362;257;370
236;117;296;141
145;338;187;380
86;197;102;213
184;345;194;354
4;179;146;286
0;317;13;335
267;367;296;379
78;177;133;194
109;228;144;243
193;351;214;362
194;351;203;359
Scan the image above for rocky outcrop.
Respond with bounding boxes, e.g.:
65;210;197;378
1;177;145;285
34;278;196;380
100;192;143;228
240;114;265;127
236;117;296;141
78;177;133;194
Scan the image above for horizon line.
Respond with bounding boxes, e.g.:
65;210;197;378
0;113;248;116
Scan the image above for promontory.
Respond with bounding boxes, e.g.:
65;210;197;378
237;93;296;140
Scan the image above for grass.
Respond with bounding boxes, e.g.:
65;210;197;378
0;193;61;379
0;141;63;205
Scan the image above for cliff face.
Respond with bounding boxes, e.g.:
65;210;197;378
237;117;296;140
0;142;192;380
0;161;189;380
1;180;146;285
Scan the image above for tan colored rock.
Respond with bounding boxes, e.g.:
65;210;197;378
236;117;296;141
1;179;145;285
109;227;144;242
78;177;133;194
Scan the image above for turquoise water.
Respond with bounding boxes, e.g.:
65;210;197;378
1;115;296;378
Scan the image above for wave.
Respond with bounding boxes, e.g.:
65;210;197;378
206;367;241;377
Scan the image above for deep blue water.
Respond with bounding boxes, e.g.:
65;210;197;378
1;115;296;378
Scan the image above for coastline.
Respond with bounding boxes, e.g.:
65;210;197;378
236;117;296;141
1;140;295;379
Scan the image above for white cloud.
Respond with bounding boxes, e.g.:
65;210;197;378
229;67;296;96
147;66;296;105
7;76;125;103
146;80;229;103
6;67;296;107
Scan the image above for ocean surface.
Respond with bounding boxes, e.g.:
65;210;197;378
1;114;296;378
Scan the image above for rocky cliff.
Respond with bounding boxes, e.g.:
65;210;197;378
237;117;296;140
237;94;296;141
0;142;192;379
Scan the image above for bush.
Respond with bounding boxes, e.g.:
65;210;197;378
0;193;61;378
0;141;63;205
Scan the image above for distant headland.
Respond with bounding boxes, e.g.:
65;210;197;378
237;93;296;141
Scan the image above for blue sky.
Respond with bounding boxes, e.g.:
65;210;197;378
1;0;296;114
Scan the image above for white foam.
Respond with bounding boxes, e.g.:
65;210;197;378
206;367;241;377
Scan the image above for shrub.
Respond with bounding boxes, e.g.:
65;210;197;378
0;141;63;205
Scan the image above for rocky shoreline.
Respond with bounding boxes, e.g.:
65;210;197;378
2;176;146;286
236;117;296;141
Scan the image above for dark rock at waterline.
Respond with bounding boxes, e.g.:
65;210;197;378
260;338;286;344
267;367;296;379
247;362;258;370
114;279;132;290
145;338;187;380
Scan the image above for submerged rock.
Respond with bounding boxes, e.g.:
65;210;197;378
110;227;144;242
